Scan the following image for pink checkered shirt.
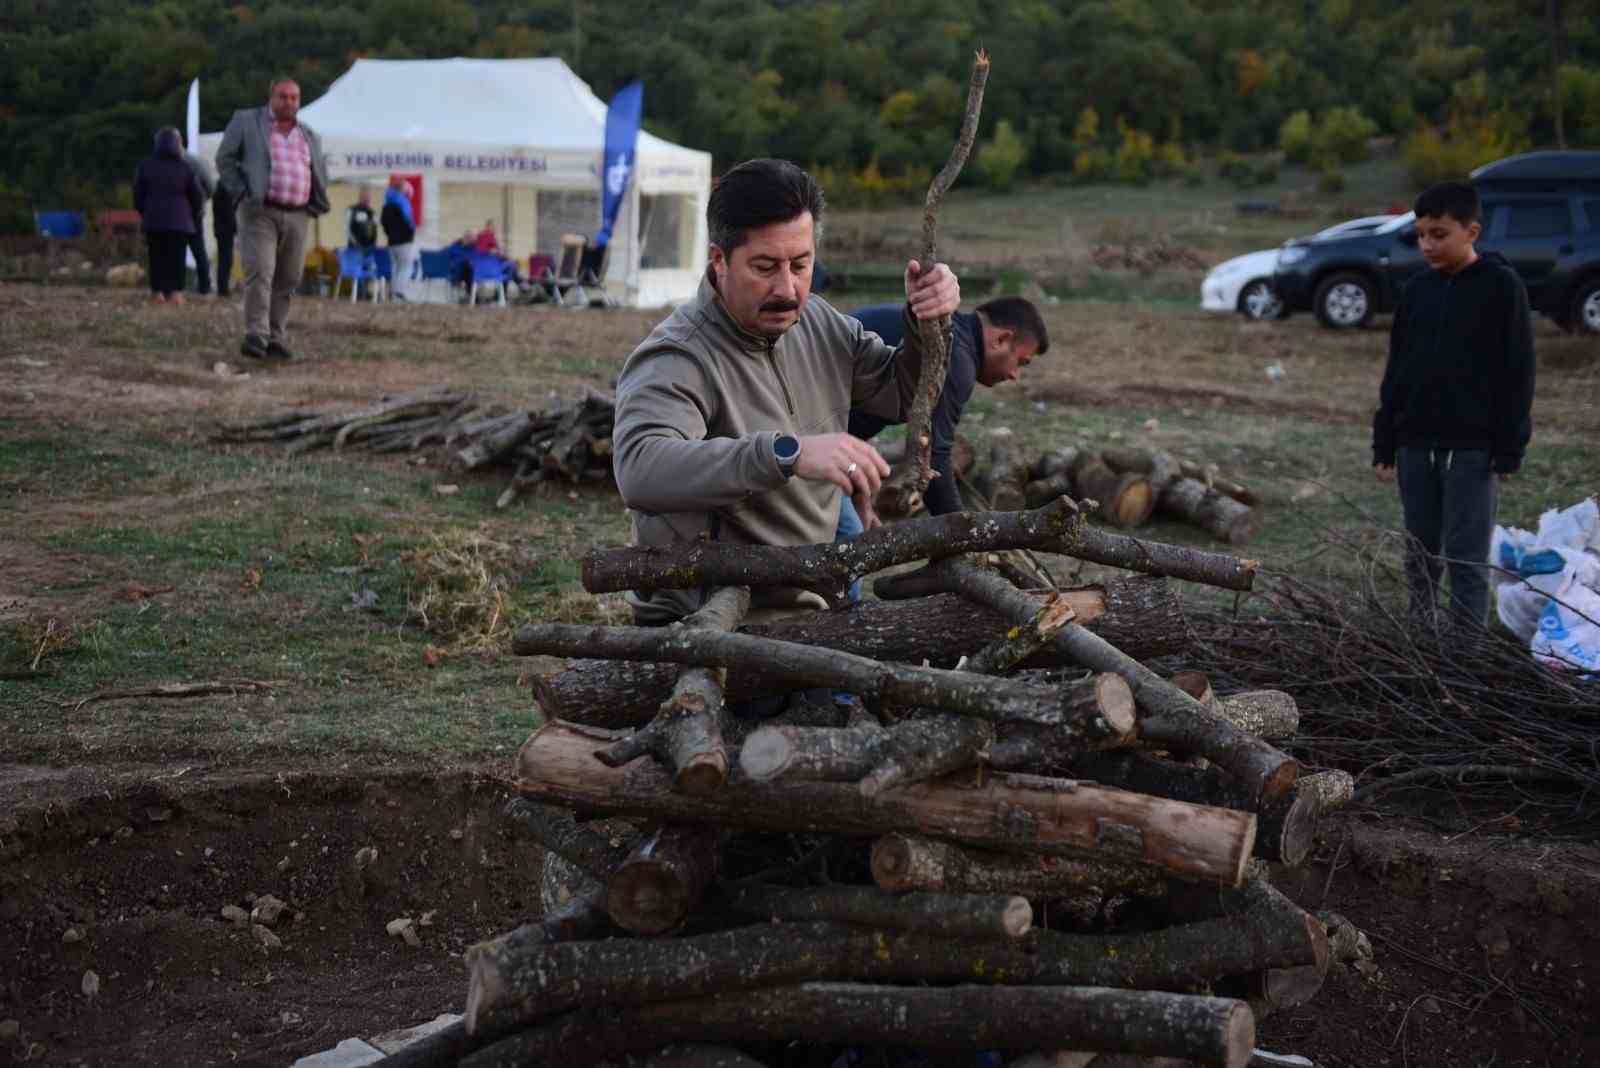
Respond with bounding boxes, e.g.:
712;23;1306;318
266;124;311;208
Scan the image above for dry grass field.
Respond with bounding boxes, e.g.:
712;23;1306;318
1;165;1597;1066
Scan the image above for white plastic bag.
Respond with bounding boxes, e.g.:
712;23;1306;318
1530;581;1600;673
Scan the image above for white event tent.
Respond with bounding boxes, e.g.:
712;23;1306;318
198;57;712;307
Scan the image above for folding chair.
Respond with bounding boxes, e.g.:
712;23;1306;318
333;247;378;302
544;234;587;307
577;241;616;307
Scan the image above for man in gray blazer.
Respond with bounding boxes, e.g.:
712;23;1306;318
216;78;330;361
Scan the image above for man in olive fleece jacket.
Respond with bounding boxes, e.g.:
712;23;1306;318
613;159;961;624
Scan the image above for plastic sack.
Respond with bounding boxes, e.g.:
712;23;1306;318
1530;581;1600;673
1493;497;1600;642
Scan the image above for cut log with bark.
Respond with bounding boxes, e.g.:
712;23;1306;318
875;557;1297;802
579;495;1257;601
1070;451;1157;528
723;883;1032;940
514;621;1139;732
595;587;748;796
529;576;1187;727
501;797;640;881
1158;477;1257;546
870;834;1166;899
1215;690;1299;740
1294;769;1354;813
738;713;1000;796
606;823;722;936
904;50;990;493
516;721;1257;884
988;428;1030;510
463;983;1255;1068
463;909;1310;1051
1101;447;1259;507
1065;752;1316;867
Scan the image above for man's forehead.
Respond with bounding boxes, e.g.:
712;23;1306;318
737;214;815;259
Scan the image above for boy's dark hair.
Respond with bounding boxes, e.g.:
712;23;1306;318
708;159;824;254
1413;181;1480;225
977;296;1050;354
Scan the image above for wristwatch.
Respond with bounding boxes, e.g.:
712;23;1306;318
774;433;801;477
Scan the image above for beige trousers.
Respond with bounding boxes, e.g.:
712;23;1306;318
238;202;310;344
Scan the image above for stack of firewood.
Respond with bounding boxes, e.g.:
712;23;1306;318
213;386;616;508
387;498;1360;1068
975;436;1259;545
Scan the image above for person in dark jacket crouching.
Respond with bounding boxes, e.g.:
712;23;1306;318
133;126;204;304
1373;180;1536;629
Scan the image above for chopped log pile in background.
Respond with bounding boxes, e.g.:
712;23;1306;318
957;434;1259;545
384;496;1369;1068
213;386;616;509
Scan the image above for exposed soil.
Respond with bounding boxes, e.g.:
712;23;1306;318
3;764;1597;1067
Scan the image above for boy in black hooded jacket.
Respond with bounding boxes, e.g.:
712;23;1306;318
1373;181;1536;628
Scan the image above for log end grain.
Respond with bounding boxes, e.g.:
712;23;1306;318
738;727;792;783
608;862;693;936
1093;673;1137;739
1220;1000;1258;1068
869;834;928;893
1109;475;1156;527
674;751;730;797
1000;895;1034;939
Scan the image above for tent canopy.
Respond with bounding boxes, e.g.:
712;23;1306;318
199;57;711;306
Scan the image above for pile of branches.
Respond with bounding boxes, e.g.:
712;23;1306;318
1189;566;1600;804
213;386;616;508
385;498;1371;1068
953;435;1257;545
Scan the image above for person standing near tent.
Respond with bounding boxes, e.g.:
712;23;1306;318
346;187;379;252
180;133;216;297
216;77;330;361
133;126;204;305
380;175;417;302
612;158;960;627
213;176;237;298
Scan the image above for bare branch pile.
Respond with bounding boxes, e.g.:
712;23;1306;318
396;498;1366;1068
1189;567;1600;801
212;386;617;508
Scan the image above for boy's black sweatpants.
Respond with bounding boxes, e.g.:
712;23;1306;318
1396;446;1498;627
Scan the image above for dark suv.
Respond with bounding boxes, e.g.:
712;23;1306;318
1273;151;1600;333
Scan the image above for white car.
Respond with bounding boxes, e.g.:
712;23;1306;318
1201;215;1399;320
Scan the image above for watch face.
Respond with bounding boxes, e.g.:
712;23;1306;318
775;435;800;462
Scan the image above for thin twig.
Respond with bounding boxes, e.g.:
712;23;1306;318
67;679;274;713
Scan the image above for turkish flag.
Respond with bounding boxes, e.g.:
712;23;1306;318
393;173;423;228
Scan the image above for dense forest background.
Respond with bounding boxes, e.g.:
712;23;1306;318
3;0;1600;219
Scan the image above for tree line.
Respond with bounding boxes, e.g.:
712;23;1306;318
2;0;1598;221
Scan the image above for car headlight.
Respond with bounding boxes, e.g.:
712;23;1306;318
1277;247;1307;266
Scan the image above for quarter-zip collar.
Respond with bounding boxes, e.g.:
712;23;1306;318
699;269;781;354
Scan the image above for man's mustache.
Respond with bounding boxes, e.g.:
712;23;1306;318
760;299;800;313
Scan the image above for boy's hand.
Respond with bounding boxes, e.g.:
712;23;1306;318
1374;464;1395;483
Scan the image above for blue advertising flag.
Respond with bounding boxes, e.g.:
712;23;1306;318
596;80;644;249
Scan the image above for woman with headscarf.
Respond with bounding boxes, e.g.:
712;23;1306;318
132;126;203;304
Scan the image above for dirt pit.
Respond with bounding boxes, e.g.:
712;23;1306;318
2;767;1598;1068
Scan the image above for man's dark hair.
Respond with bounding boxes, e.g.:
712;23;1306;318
708;159;824;254
1413;181;1480;225
977;296;1050;354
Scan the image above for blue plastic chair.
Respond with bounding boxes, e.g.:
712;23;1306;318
468;252;510;306
34;210;86;238
370;247;393;302
417;249;454;301
334;247;378;302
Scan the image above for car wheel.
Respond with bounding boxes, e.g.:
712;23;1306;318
1313;272;1375;329
1571;279;1600;336
1237;279;1285;321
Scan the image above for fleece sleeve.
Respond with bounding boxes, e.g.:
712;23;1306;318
612;349;788;514
1371;287;1407;467
1491;272;1536;474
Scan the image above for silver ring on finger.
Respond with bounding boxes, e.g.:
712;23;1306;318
845;462;859;476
